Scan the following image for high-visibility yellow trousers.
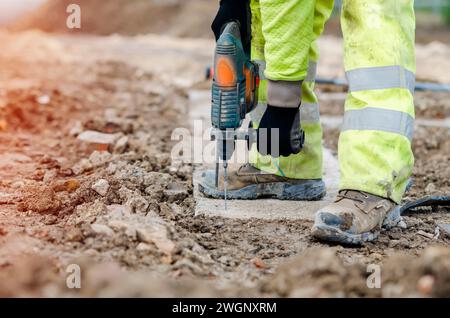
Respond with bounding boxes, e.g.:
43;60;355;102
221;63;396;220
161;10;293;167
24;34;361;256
249;0;416;204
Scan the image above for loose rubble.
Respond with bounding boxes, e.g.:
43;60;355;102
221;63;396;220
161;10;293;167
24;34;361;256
0;24;448;297
92;179;110;196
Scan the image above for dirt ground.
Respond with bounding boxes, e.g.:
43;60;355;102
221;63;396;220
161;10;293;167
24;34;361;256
0;29;448;298
1;0;450;296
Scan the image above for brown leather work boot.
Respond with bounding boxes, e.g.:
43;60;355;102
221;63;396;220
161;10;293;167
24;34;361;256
199;163;326;201
311;190;397;244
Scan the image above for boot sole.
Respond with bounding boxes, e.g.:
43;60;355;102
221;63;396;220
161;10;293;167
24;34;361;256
311;206;403;245
199;179;326;201
311;224;379;245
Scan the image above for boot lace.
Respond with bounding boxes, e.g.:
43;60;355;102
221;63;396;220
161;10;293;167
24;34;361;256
338;190;369;204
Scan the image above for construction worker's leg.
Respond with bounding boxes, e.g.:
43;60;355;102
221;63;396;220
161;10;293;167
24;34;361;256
249;0;333;180
199;0;325;200
261;0;315;82
339;0;416;204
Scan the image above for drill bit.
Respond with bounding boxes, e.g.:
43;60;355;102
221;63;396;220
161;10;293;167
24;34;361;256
215;138;220;188
223;161;228;211
215;162;219;188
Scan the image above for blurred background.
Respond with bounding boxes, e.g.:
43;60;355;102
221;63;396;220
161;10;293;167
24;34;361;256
0;0;449;298
0;0;43;25
0;0;449;43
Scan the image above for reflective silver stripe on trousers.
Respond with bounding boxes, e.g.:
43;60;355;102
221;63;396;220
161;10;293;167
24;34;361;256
253;60;317;83
249;102;320;125
300;102;320;124
346;66;415;94
305;61;317;83
342;107;414;141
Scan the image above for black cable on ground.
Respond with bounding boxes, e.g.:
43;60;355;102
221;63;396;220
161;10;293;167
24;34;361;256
401;196;450;214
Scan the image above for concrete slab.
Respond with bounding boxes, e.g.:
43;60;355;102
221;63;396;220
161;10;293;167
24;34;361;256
189;90;339;221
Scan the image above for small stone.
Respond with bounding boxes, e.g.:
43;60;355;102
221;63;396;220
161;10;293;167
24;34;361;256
91;224;114;236
104;109;118;123
126;195;149;213
108;220;136;239
434;226;440;239
66;228;83;242
77;130;118;145
43;170;58;184
437;223;450;238
159;203;175;220
417;230;434;239
388;230;402;240
388;239;401;248
417;275;435;296
136;242;153;252
59;168;73;177
125;228;137;240
108;220;129;231
69;121;83;137
169;165;178;174
11;181;25;189
161;254;173;265
0;119;8;131
53;179;80;193
89;151;112;168
173;259;204;276
65;179;80;192
136;224;175;256
0;192;14;204
251;257;268;270
218;255;232;265
371;253;383;260
106;204;133;218
0;227;7;236
114;136;129;154
84;249;98;257
106;163;118;174
163;182;188;202
37;95;50;105
425;182;436;194
72;158;93;175
92;179;110;196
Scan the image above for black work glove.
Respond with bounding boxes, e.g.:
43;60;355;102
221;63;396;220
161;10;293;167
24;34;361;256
256;105;305;158
211;0;251;55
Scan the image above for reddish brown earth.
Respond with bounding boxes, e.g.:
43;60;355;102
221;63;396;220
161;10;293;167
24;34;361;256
0;0;449;298
0;30;448;297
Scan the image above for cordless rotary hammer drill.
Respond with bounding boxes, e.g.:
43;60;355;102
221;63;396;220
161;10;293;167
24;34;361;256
210;21;259;209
